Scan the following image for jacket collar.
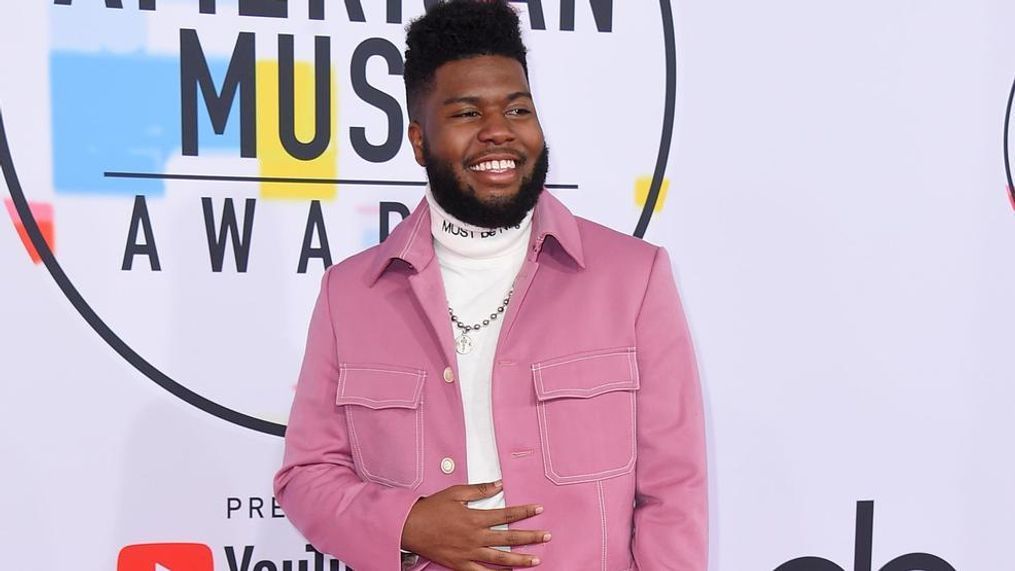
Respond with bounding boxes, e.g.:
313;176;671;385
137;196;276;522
366;190;586;285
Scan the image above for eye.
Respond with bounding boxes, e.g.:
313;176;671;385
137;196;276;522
507;108;532;117
452;110;480;119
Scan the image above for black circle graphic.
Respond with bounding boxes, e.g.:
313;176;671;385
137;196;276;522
0;2;678;437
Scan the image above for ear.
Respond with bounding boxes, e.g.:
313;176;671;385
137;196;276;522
408;121;426;167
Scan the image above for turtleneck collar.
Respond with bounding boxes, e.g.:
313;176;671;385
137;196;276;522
426;186;534;260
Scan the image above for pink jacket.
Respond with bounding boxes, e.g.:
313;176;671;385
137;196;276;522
274;192;707;570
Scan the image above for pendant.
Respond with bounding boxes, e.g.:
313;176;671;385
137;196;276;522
455;333;473;355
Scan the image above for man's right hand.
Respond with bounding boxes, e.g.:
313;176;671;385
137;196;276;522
400;480;551;570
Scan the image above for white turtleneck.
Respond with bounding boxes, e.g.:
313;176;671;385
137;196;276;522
426;187;532;517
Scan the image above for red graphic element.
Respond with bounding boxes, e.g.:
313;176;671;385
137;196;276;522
1008;185;1015;212
4;198;54;264
117;543;214;571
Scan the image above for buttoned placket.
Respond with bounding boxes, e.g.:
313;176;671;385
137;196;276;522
482;231;545;489
404;222;552;485
406;257;468;479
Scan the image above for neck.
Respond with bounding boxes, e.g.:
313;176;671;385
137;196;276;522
426;186;533;260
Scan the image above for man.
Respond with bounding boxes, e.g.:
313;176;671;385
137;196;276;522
274;2;707;569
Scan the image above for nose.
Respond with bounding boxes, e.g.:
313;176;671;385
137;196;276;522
477;112;515;146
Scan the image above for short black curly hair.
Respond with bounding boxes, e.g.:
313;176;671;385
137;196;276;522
404;0;529;120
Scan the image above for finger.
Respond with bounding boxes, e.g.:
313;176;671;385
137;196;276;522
473;547;541;568
481;529;552;547
449;480;504;502
475;503;543;526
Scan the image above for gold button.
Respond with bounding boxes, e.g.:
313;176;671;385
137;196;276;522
443;367;455;383
440;457;456;474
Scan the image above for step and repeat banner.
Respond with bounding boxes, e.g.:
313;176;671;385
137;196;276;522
1;1;1012;569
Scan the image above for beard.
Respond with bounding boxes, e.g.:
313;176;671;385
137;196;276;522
424;142;549;229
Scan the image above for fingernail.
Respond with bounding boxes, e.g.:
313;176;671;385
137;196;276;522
542;533;552;542
530;558;541;566
494;480;503;488
534;505;544;514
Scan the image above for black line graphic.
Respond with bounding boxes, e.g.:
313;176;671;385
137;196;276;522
633;0;677;238
1003;74;1015;207
104;170;580;190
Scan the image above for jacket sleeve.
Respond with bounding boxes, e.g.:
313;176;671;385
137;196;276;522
631;246;709;570
274;268;423;570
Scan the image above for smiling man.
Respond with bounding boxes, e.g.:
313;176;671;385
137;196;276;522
274;2;707;570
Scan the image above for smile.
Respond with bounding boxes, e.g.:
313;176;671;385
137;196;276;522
468;159;517;173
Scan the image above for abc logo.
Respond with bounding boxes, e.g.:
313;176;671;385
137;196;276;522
775;501;955;571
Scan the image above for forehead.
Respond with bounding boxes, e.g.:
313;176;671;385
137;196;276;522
429;55;530;101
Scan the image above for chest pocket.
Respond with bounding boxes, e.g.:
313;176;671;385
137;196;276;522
532;347;640;485
335;363;425;489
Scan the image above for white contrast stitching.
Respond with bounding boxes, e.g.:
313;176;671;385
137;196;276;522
536;379;637;399
340;366;422;376
415;399;424;488
537;400;556;483
629;390;637;470
597;480;607;571
538;395;638;484
334;397;417;408
344;408;366;482
627;351;638;388
347;406;423;488
533;349;638;399
531;347;635;371
533;349;639;485
398;206;427;262
338;365;425;489
336;365;426;408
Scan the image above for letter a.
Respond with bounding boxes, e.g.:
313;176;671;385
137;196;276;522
297;200;332;273
122;195;161;271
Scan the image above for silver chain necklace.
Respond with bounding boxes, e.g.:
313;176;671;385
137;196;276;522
448;287;514;355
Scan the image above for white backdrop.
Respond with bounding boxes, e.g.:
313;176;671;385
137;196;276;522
2;1;1013;569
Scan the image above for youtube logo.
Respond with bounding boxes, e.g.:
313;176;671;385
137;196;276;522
117;543;214;571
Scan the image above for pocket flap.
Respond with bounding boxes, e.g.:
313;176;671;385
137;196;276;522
335;364;425;409
532;347;639;401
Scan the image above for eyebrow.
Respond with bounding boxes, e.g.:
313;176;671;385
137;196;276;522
441;91;533;106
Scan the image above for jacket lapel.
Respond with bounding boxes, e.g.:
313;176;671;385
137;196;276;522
407;260;458;371
368;198;458;368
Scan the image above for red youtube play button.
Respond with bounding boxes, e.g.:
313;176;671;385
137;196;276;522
117;543;213;571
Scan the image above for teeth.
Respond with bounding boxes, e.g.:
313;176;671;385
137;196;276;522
470;159;516;172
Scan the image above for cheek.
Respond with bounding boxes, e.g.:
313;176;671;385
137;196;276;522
432;122;468;145
520;124;545;153
433;135;471;166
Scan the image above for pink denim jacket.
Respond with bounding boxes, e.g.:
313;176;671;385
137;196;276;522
274;192;707;570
